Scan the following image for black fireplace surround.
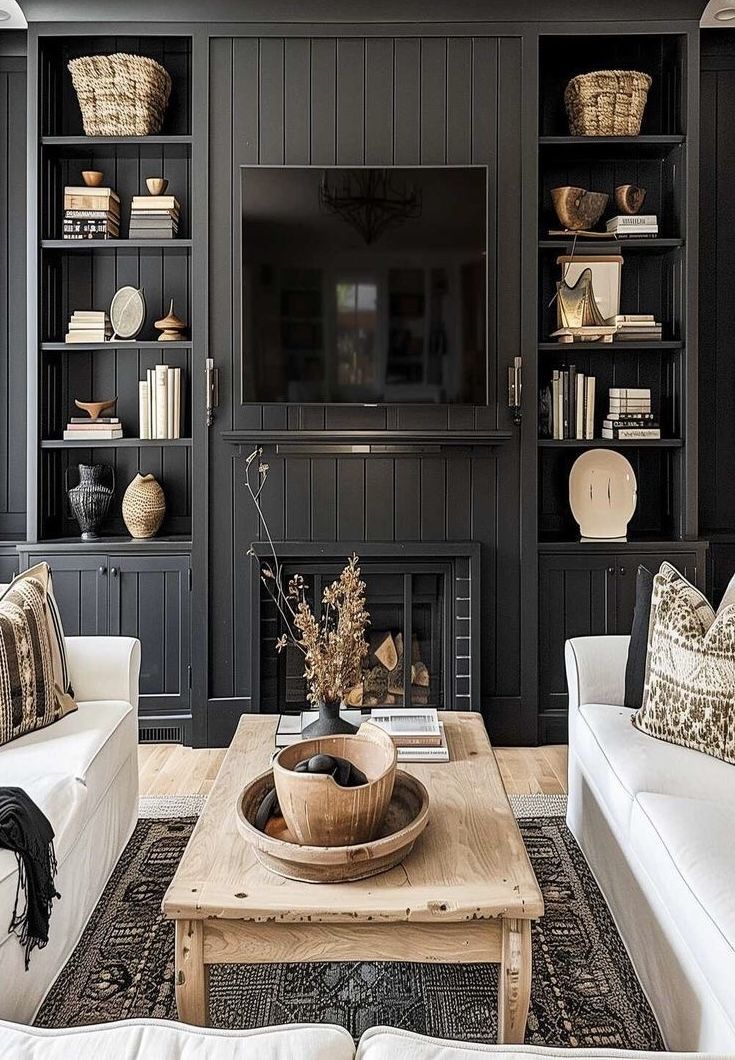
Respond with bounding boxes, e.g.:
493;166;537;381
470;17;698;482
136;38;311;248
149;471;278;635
250;542;480;715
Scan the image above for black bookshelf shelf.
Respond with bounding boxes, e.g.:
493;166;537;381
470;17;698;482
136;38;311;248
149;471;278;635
538;438;683;449
41;438;192;449
41;135;193;147
538;341;683;351
539;238;683;251
41;341;192;351
42;239;192;250
539;134;685;146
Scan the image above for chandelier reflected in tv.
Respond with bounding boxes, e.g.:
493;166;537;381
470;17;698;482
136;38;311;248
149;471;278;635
318;168;422;244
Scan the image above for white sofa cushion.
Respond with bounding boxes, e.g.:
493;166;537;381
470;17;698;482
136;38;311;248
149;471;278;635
0;699;135;820
630;793;735;1033
0;1019;355;1059
355;1027;723;1058
573;702;735;838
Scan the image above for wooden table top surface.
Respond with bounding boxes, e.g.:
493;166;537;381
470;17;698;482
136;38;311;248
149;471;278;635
162;712;544;924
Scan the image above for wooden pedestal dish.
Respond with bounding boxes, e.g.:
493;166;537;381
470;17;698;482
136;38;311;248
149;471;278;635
237;767;429;883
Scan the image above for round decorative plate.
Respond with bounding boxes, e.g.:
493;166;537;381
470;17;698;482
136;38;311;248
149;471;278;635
109;285;146;340
236;767;430;883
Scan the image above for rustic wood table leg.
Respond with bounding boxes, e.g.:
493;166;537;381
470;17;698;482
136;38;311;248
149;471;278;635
175;919;210;1026
498;917;532;1044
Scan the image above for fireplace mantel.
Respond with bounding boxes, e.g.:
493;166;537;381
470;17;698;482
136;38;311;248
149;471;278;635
222;429;512;454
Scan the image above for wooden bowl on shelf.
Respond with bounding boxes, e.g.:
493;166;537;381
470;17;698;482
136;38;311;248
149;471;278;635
81;170;104;187
550;186;608;231
237;767;429;883
273;722;397;847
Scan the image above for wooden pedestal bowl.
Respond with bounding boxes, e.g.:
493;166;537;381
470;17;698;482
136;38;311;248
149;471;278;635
237;767;429;883
273;722;397;846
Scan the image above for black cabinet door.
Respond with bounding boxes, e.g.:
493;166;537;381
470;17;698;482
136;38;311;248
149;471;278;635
538;554;616;716
23;553;109;636
615;551;703;635
108;554;191;716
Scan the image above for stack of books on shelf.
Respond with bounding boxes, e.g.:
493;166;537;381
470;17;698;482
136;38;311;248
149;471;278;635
63;416;122;441
64;310;112;344
606;214;658;239
550;367;596;439
138;365;183;439
128;195;180;239
275;707;450;763
62;186;120;240
612;315;663;342
602;388;660;439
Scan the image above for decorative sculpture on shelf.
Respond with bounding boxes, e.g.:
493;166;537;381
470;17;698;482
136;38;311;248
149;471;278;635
569;449;638;541
66;463;115;541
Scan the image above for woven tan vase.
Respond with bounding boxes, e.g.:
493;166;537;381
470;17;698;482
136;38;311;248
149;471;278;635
122;473;166;539
564;70;652;136
68;53;172;137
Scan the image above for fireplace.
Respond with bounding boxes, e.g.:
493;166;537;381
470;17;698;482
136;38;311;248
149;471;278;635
250;543;480;715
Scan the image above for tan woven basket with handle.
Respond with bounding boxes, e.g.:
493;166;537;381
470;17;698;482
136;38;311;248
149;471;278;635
564;70;652;136
68;53;172;137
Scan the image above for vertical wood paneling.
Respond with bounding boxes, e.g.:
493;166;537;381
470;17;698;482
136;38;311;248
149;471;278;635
337;458;365;540
336;38;365;165
284;39;310;165
285;458;311;539
393;39;421;165
310;38;337;165
420;38;447;164
446;38;472;163
365;458;394;540
420;458;446;541
394;458;421;540
365;38;394;164
259;38;285;164
311;458;337;541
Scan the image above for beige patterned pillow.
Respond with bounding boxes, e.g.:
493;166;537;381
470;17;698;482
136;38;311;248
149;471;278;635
632;562;735;763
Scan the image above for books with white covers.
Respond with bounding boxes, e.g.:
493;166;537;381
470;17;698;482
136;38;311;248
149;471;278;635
140;365;183;439
368;708;442;747
275;709;449;761
606;214;658;229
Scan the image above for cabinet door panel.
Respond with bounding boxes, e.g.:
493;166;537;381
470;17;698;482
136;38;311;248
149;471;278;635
539;555;616;715
615;551;701;634
109;555;190;716
21;553;108;636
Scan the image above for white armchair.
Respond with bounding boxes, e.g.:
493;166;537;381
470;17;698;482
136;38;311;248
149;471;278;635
65;636;141;707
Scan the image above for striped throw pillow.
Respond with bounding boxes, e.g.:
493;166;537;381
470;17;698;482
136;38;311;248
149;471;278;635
0;564;76;746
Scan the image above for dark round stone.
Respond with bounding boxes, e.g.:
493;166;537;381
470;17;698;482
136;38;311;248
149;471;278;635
307;753;337;774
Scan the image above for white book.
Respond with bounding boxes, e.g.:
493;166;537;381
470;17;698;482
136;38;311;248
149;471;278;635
63;428;122;440
147;369;156;439
173;367;181;439
138;380;150;440
551;372;562;439
609;387;651;398
585;376;595;440
601;427;661;439
155;364;168;440
274;711;450;761
606;214;658;228
575;372;585;440
166;366;175;439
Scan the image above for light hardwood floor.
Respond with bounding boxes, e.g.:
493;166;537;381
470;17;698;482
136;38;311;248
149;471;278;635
138;743;568;798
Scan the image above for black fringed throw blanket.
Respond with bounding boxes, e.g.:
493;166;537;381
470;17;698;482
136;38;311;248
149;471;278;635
0;787;60;969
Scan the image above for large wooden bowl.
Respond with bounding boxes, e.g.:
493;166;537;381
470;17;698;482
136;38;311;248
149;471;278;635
237;767;429;883
273;722;397;846
551;186;608;231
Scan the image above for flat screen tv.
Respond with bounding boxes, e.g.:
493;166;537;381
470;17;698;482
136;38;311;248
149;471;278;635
241;166;487;405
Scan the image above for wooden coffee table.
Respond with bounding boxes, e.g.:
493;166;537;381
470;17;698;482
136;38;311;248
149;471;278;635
162;712;544;1043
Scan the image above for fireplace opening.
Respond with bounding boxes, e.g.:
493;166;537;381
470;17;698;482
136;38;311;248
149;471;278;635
252;544;480;715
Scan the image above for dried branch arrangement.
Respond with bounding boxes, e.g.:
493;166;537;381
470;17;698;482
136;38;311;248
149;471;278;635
245;448;370;705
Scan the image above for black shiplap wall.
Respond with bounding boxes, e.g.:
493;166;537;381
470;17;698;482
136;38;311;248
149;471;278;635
206;34;524;742
0;47;26;539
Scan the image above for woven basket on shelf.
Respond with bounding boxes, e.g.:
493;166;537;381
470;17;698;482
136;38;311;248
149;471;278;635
68;53;172;137
564;70;652;136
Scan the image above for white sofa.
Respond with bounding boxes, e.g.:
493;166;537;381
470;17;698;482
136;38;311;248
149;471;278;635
565;635;735;1054
0;1020;727;1059
0;636;141;1024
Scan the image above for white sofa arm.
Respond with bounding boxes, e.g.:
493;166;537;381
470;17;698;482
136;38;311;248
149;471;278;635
565;635;630;714
65;637;141;710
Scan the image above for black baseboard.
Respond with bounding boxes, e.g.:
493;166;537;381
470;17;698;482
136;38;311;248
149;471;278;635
538;711;569;744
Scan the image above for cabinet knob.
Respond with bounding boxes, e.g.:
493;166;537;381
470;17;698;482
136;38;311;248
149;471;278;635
619;566;626;576
110;567;118;578
607;566;615;575
98;566;107;576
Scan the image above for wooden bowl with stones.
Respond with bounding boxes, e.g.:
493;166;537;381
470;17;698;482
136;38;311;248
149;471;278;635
273;722;397;847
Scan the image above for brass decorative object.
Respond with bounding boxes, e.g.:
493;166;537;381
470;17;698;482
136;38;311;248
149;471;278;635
81;170;104;187
145;176;169;196
551;186;608;231
557;267;607;330
122;472;166;539
615;184;647;215
155;299;187;342
74;396;118;421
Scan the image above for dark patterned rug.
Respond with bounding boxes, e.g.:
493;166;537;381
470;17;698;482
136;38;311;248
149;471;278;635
34;815;664;1049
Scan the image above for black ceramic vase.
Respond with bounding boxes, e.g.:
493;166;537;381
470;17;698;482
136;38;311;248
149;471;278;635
301;698;358;738
67;463;115;540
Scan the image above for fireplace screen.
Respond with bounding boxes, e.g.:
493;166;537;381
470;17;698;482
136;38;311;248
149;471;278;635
267;561;452;712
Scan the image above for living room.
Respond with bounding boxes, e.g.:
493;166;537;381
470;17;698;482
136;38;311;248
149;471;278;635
0;0;733;1056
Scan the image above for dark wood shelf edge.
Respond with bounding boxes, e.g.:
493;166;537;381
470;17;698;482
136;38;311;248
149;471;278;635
41;240;192;249
20;538;192;553
539;238;683;250
539;134;685;145
41;135;193;146
221;430;513;449
41;438;193;448
538;438;683;448
41;341;193;350
538;341;683;351
538;538;709;552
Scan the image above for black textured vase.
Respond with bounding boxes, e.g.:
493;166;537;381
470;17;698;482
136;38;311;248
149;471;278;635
301;698;358;738
67;463;115;540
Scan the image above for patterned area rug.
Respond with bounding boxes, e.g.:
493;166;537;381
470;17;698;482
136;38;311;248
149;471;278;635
34;809;664;1050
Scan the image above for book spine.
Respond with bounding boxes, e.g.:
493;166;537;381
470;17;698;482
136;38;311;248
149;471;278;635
173;367;181;440
148;368;156;439
155;365;168;440
139;381;150;440
575;372;585;439
585;376;595;440
601;427;661;439
166;367;175;440
562;369;569;439
568;365;577;441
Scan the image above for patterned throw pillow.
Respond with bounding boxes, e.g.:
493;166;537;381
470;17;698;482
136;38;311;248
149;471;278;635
0;563;76;747
632;562;735;764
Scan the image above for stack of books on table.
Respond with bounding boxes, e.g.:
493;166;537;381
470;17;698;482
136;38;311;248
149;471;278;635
612;315;663;342
275;707;450;762
128;195;180;239
602;387;660;439
63;416;122;441
549;367;596;439
138;365;183;439
64;310;112;344
62;186;120;240
606;214;658;239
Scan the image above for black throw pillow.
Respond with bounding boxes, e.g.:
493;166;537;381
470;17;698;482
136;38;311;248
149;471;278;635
624;565;654;709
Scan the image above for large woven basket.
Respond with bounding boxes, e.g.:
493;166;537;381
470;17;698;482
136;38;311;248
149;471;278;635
68;53;172;137
564;70;652;136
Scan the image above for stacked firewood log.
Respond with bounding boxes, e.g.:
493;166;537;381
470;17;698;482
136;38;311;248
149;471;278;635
345;631;429;707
